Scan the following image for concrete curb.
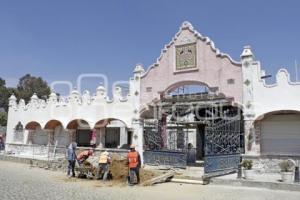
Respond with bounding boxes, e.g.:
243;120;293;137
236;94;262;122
170;178;204;185
210;177;300;192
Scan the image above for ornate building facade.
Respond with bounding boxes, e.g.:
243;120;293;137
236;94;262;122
6;22;300;170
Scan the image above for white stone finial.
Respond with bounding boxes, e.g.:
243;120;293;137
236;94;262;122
83;90;90;95
9;93;17;101
96;84;106;97
48;90;57;103
241;45;254;58
96;85;105;91
49;91;57;97
181;21;194;30
9;93;17;108
31;93;38;100
71;87;79;95
134;63;145;74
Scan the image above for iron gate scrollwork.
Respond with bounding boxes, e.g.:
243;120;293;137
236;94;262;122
143;121;188;168
204;119;244;176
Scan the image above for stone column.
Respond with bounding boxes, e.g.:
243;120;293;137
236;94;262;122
253;120;261;154
48;130;55;146
119;127;127;148
244;119;259;155
97;127;105;148
132;119;144;164
27;130;34;145
68;129;76;143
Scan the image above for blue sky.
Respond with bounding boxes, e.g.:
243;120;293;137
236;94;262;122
0;0;299;96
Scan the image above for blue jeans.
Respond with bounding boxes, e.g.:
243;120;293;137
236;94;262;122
129;167;140;185
97;163;109;180
67;160;76;176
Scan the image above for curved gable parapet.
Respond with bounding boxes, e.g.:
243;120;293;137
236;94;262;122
250;67;300;120
141;21;241;78
140;21;243;107
259;68;300;88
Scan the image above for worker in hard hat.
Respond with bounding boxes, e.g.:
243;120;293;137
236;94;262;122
76;149;93;165
127;144;141;185
97;150;111;181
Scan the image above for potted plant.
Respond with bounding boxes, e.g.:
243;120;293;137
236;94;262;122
242;159;253;179
279;160;295;183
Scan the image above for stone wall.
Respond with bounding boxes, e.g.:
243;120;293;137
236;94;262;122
0;148;128;173
243;155;300;173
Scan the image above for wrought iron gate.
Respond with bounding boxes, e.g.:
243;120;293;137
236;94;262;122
143;121;188;168
204;118;244;177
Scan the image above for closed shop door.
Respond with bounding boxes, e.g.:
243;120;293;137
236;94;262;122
261;114;300;155
105;128;120;148
76;129;91;147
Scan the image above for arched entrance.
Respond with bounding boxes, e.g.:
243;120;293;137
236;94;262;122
44;120;67;147
254;110;300;156
142;82;244;170
66;119;91;147
94;118;129;149
25;121;46;145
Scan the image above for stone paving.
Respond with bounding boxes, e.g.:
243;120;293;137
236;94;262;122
1;160;300;200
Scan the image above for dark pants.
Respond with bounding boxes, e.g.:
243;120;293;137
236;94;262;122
0;142;4;151
129;167;140;185
67;160;76;177
97;163;109;180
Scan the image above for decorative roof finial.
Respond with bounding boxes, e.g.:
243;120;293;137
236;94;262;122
31;93;38;99
71;87;79;95
241;45;254;59
134;63;145;74
9;93;17;100
181;21;194;30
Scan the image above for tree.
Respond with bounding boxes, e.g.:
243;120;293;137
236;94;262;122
0;112;7;127
16;74;51;103
0;78;5;87
0;75;51;112
0;78;11;112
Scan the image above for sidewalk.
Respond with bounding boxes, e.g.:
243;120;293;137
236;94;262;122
145;164;300;191
210;172;300;192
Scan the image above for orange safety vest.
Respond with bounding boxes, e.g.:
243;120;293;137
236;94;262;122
127;151;139;168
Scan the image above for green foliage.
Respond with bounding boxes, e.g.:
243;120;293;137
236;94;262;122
0;112;7;126
16;74;51;103
0;78;5;87
0;78;10;112
0;74;50;111
241;159;253;170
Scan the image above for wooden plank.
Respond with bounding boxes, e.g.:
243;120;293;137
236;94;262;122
142;171;176;186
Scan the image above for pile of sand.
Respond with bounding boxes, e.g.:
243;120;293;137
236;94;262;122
80;155;157;184
109;155;157;183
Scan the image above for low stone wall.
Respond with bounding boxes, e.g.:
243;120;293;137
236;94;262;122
243;155;300;173
0;148;129;173
0;154;68;172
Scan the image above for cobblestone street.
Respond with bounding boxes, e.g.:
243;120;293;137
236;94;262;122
1;160;300;200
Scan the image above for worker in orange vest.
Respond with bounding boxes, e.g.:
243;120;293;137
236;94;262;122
127;144;141;185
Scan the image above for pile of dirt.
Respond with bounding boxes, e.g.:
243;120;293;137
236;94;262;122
77;154;158;185
109;155;157;183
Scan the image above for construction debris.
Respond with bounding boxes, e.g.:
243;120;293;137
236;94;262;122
141;170;175;186
75;154;162;186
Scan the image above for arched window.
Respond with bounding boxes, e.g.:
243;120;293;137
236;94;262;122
14;122;24;143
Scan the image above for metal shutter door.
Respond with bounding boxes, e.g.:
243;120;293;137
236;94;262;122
261;114;300;155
